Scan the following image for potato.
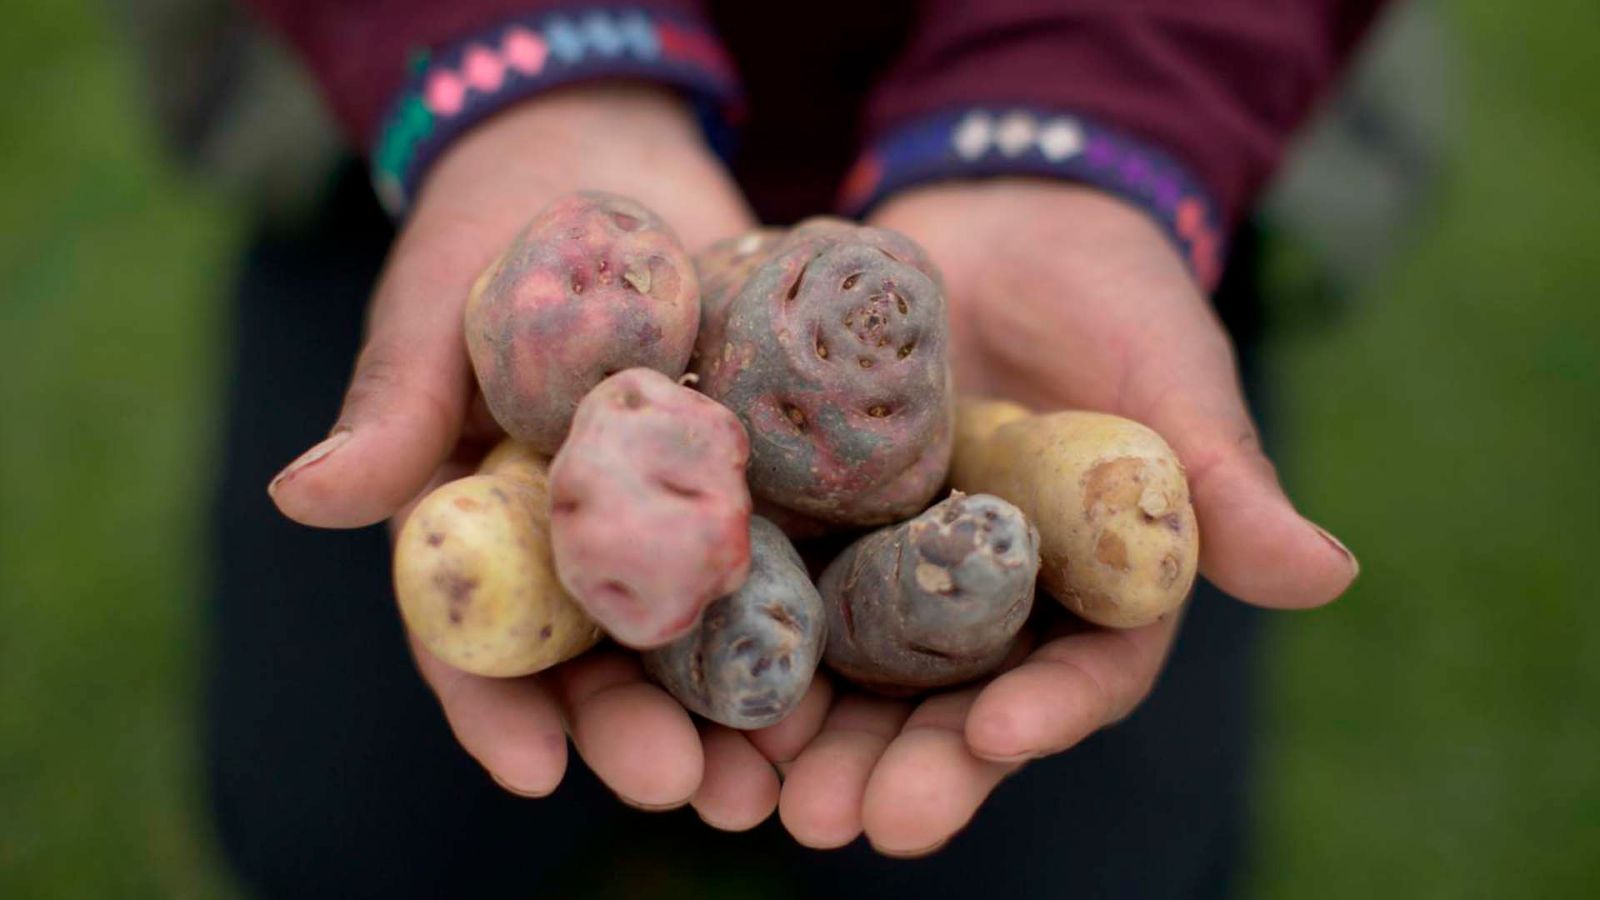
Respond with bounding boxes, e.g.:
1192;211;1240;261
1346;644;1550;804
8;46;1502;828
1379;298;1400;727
818;492;1039;693
465;191;700;453
549;368;753;649
642;517;825;729
478;436;547;484
691;227;784;342
393;442;602;676
691;217;954;526
950;400;1199;628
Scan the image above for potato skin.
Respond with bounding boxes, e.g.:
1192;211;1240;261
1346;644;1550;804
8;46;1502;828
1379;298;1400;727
950;400;1199;628
819;492;1039;694
393;447;602;677
692;218;954;526
465;191;700;453
642;517;825;729
692;228;784;343
549;368;753;649
478;437;548;484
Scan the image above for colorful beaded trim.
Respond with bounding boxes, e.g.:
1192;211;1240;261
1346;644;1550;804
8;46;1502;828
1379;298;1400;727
370;9;741;217
840;108;1227;289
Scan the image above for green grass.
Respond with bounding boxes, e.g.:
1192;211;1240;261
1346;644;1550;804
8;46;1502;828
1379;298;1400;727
0;1;241;896
1;1;1595;897
1249;2;1600;897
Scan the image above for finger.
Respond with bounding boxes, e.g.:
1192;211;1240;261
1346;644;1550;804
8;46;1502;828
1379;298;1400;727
861;688;1017;857
548;649;704;809
1128;318;1359;608
746;674;834;766
964;615;1179;762
691;725;781;831
412;637;568;797
268;215;495;528
777;694;911;849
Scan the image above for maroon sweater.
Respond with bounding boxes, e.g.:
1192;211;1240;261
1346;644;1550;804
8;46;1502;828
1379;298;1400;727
246;0;1388;286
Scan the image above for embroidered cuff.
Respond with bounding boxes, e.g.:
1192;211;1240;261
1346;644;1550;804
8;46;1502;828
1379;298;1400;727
370;8;742;218
841;107;1227;289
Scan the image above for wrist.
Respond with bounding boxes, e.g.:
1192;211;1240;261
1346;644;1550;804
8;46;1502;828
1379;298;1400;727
843;107;1225;290
399;82;751;275
413;82;708;215
875;178;1194;283
368;7;741;219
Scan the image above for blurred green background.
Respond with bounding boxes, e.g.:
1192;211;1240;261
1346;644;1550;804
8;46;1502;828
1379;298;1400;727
1;0;1595;897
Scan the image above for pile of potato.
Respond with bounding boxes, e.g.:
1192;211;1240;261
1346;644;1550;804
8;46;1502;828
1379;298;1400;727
393;192;1199;731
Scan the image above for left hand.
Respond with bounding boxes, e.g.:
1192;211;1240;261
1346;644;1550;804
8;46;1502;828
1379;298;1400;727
754;180;1360;855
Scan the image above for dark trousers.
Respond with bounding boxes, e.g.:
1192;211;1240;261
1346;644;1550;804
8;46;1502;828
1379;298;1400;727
205;166;1269;899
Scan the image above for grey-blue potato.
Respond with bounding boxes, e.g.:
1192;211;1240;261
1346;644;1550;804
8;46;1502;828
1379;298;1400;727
819;492;1040;694
642;517;826;729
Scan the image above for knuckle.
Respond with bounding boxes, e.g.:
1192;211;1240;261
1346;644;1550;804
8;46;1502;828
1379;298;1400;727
341;341;461;437
347;345;406;401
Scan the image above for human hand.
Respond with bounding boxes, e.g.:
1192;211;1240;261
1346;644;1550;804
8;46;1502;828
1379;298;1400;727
768;180;1360;855
265;84;783;826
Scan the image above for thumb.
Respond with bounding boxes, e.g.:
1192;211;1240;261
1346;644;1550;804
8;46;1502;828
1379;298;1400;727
264;88;762;529
1129;322;1359;609
267;216;486;528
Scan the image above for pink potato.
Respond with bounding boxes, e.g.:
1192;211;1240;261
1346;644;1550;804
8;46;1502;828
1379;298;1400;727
465;191;700;453
549;368;753;648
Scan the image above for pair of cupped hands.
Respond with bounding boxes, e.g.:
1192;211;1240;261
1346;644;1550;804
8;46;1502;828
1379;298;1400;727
268;85;1357;856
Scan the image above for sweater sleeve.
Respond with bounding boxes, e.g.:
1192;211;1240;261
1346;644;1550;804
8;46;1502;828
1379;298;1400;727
244;0;741;216
842;0;1389;288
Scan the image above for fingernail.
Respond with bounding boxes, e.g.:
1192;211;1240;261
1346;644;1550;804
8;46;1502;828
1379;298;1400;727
618;795;688;812
1310;522;1360;579
490;772;554;799
871;838;949;859
972;748;1033;765
268;428;352;496
694;807;760;833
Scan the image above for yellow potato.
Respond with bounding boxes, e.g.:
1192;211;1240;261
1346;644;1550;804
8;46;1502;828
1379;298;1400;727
393;444;602;676
951;399;1199;628
478;438;548;486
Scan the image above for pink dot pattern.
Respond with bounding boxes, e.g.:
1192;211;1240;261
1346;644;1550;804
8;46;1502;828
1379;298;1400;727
502;27;549;75
371;10;740;218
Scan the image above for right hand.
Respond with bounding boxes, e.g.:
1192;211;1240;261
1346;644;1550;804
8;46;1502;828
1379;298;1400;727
266;84;782;830
758;180;1359;855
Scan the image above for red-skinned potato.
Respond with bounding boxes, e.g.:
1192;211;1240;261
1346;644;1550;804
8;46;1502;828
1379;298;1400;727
465;191;700;453
692;227;784;340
